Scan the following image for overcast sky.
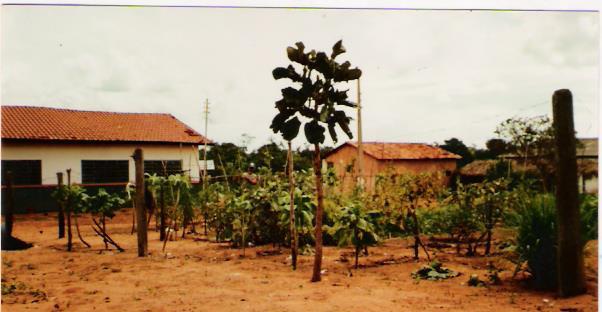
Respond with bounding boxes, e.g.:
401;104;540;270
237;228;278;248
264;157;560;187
1;6;599;150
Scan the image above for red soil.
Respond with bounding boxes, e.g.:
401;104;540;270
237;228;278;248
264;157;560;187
1;209;598;311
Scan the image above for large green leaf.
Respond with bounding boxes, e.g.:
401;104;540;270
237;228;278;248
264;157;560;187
331;40;346;59
281;116;301;141
327;121;338;143
304;120;325;144
334;61;362;82
281;87;307;107
309;52;334;79
286;42;308;65
270;111;293;133
272;65;303;82
331;110;354;139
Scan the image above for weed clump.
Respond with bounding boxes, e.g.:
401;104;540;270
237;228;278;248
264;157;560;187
411;260;460;281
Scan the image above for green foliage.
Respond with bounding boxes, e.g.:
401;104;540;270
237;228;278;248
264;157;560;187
515;194;557;290
326;200;380;267
411;260;460;281
439;138;473;167
249;142;289;172
271;40;361;144
580;194;598;241
514;192;598;290
88;188;125;219
51;184;89;214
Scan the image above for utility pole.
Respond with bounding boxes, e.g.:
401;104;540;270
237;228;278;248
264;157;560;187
202;99;209;184
356;78;364;189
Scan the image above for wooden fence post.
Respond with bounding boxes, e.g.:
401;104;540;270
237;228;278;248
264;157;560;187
57;172;65;238
66;169;73;251
3;171;15;237
552;89;586;297
133;148;148;257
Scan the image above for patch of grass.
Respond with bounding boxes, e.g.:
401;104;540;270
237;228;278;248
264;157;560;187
1;280;47;300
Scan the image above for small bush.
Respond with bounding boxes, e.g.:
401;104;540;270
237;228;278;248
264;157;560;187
514;193;597;290
411;260;460;281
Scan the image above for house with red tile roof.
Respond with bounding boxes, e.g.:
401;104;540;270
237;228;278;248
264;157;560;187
324;141;461;191
1;106;211;213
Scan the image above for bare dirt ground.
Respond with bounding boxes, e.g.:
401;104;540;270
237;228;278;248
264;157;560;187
1;209;598;312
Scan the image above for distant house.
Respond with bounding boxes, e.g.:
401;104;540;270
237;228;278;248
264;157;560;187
324;142;461;191
1;106;212;213
460;138;598;194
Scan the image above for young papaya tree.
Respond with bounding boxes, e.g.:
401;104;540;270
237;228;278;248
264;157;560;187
327;201;379;269
271;40;361;282
88;188;125;250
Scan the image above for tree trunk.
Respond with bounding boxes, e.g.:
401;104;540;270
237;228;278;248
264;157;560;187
409;210;430;261
56;172;65;239
552;89;585;297
102;215;108;250
354;229;360;269
74;214;91;248
485;229;492;256
133;148;148;257
311;143;324;282
287;141;298;270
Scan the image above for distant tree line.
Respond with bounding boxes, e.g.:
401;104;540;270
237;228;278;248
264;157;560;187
204;141;333;174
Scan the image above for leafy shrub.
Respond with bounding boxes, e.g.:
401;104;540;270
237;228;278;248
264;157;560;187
580;194;598;241
515;194;557;290
514;193;597;290
326;200;380;268
411;260;460;281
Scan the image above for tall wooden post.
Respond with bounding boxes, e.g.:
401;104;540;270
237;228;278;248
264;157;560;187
356;78;364;189
552;89;586;297
66;169;73;251
56;172;65;238
3;171;15;237
133;148;148;257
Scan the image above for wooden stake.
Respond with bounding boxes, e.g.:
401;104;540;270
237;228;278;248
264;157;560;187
552;89;585;297
66;169;73;251
133;148;148;257
56;172;65;238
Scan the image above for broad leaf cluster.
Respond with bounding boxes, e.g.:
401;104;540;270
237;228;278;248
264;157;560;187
271;40;362;144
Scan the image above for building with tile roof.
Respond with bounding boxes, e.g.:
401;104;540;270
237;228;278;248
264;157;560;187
1;106;212;213
324;141;461;191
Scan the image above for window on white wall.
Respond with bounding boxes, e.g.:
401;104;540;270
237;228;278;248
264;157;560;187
81;160;129;184
1;160;42;185
144;160;183;177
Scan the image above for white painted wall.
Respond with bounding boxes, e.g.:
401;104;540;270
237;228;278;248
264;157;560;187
1;142;201;184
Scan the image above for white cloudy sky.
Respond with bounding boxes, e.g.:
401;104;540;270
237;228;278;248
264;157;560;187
1;6;599;150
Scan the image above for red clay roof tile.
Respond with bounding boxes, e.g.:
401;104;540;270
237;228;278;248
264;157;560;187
1;106;211;144
341;142;461;160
